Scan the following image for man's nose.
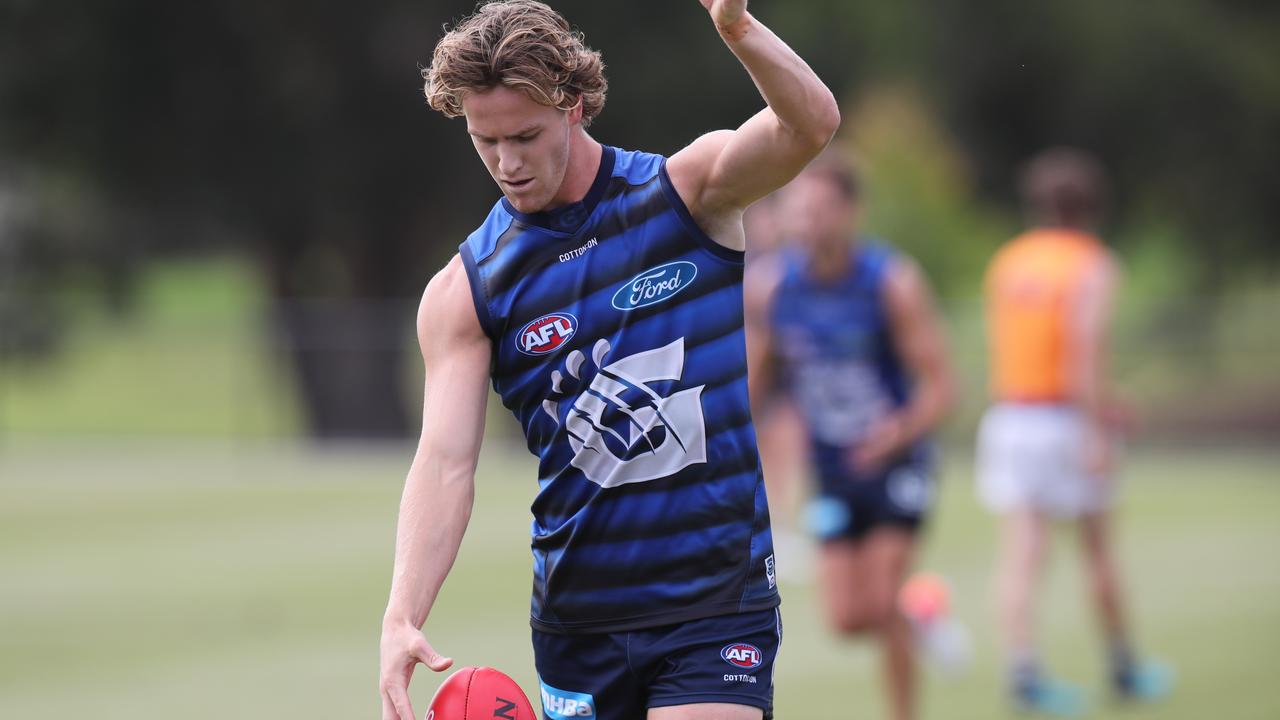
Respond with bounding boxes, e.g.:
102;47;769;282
497;145;523;177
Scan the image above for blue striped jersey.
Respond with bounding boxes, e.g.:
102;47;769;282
458;145;779;634
768;243;927;481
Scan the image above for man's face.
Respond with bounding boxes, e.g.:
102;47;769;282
463;85;575;214
776;173;858;254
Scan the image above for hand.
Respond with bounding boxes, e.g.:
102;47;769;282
380;619;453;720
851;415;910;475
699;0;749;37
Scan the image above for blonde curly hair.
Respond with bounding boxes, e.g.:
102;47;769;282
424;1;608;126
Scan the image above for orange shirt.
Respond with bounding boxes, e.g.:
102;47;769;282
984;228;1106;402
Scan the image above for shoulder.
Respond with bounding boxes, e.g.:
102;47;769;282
418;255;487;347
879;252;934;311
1078;244;1121;295
610;146;666;185
665;131;735;207
858;241;899;275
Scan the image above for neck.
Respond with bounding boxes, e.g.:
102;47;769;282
808;236;855;280
547;129;602;209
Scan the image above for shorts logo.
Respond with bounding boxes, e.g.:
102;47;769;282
539;680;596;719
888;466;933;513
611;261;697;310
765;554;776;590
721;643;763;670
518;313;577;355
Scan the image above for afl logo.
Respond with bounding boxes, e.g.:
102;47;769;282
721;643;763;670
612;261;697;311
517;313;577;356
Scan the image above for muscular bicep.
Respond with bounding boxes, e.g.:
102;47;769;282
668;114;827;234
413;256;491;480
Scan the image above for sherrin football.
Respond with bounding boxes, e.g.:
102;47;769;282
426;666;537;720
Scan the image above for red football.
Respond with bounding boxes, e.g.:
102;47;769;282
425;666;537;720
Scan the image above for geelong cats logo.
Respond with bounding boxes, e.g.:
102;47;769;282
542;337;707;488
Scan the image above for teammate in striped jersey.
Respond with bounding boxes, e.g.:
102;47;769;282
378;2;839;719
747;153;955;720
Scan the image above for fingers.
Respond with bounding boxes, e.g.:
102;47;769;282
384;683;416;720
380;692;401;720
414;637;455;673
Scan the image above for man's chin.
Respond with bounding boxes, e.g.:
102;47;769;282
503;190;547;214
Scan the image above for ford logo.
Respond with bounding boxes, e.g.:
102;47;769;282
611;261;698;311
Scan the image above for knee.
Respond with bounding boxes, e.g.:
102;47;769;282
832;611;874;636
830;595;897;636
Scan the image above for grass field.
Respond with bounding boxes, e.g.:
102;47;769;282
2;438;1277;719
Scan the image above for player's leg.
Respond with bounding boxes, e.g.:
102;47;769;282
817;537;878;634
996;504;1097;716
1078;510;1174;702
814;525;916;719
1079;510;1128;660
996;505;1049;681
980;405;1088;715
862;526;920;720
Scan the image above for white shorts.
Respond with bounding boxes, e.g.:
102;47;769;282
976;404;1115;518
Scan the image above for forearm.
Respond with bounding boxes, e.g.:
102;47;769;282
716;13;839;143
896;370;954;445
383;462;475;629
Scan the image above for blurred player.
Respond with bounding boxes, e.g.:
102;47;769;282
746;153;956;720
978;148;1173;715
378;2;840;720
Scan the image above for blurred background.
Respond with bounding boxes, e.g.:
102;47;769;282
1;1;1276;718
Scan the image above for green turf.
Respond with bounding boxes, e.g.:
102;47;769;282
1;440;1277;718
0;257;300;436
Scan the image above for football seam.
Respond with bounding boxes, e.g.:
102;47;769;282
463;668;475;720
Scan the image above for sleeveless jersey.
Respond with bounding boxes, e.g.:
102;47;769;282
458;145;779;634
985;228;1105;402
768;243;922;482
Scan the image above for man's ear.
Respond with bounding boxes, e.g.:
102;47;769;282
567;97;584;126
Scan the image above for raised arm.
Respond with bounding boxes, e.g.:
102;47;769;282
379;255;491;720
855;258;957;471
667;0;841;249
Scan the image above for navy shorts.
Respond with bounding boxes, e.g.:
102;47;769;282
532;607;782;720
806;460;936;543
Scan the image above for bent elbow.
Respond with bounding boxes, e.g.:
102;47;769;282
804;91;841;149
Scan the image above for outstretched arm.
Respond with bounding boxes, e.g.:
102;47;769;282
668;0;841;248
380;255;491;720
